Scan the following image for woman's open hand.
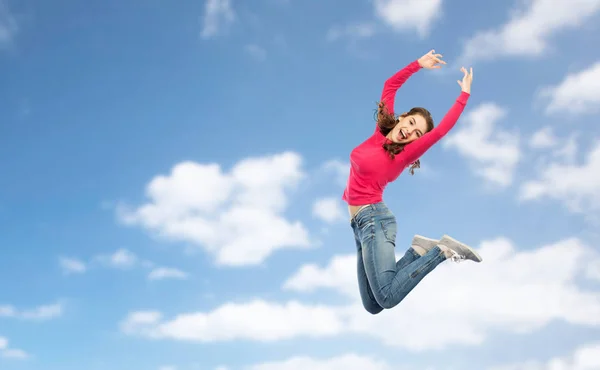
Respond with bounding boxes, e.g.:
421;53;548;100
457;66;473;94
417;49;446;69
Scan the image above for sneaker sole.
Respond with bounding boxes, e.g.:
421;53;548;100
440;234;483;262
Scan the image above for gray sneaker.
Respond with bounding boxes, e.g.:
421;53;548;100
412;235;439;252
438;234;483;263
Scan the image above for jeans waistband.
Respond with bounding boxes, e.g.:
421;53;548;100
350;202;387;223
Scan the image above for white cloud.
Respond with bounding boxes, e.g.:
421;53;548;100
0;337;28;360
148;267;189;281
373;0;443;37
247;353;392;370
200;0;235;39
529;127;557;149
538;62;600;115
519;140;600;213
95;248;138;269
120;300;346;342
0;302;63;321
244;44;267;61
58;257;87;275
117;152;312;266
120;237;600;351
457;0;600;64
490;341;600;370
443;103;521;188
0;0;17;49
286;237;600;350
312;197;346;224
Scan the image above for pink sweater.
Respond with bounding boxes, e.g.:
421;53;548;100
342;60;471;206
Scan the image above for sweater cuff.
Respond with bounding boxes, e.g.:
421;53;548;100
410;60;422;71
457;91;470;105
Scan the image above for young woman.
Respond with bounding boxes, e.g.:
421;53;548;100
342;50;482;315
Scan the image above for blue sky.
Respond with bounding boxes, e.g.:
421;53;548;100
1;0;600;369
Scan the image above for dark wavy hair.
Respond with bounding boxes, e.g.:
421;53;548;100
375;101;435;175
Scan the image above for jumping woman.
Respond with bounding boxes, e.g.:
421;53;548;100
343;50;482;315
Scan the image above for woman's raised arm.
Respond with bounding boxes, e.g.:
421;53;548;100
379;50;446;116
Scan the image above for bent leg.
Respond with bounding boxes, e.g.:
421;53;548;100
359;210;447;309
396;247;420;270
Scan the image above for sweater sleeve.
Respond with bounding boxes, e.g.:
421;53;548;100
400;91;470;165
379;60;422;117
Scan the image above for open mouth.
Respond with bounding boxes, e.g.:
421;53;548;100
398;129;408;140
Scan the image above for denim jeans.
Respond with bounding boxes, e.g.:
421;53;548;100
350;202;447;314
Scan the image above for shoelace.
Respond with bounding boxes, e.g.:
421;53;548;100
449;250;465;263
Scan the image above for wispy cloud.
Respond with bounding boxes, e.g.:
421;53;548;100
0;0;18;49
0;302;63;321
489;341;600;370
457;0;600;64
58;257;87;275
529;126;558;149
326;23;376;42
246;353;392;370
0;337;29;360
443;103;521;188
520;139;600;215
148;267;189;281
244;44;267;61
200;0;235;40
537;61;600;115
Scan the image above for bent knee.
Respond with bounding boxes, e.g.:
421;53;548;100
363;304;384;315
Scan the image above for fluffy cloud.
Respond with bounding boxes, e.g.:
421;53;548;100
373;0;443;37
200;0;235;39
0;0;17;49
490;341;600;370
0;302;63;321
120;237;600;351
519;140;600;213
312;197;346;224
120;300;347;342
58;257;87;275
443;103;521;187
284;237;600;351
457;0;600;63
538;62;600;115
117;152;312;266
246;353;392;370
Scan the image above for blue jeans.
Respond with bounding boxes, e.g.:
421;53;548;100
351;202;447;314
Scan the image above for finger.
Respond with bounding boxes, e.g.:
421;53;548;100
457;80;462;87
434;53;443;59
470;67;473;78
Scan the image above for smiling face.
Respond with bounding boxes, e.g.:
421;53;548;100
386;113;430;144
